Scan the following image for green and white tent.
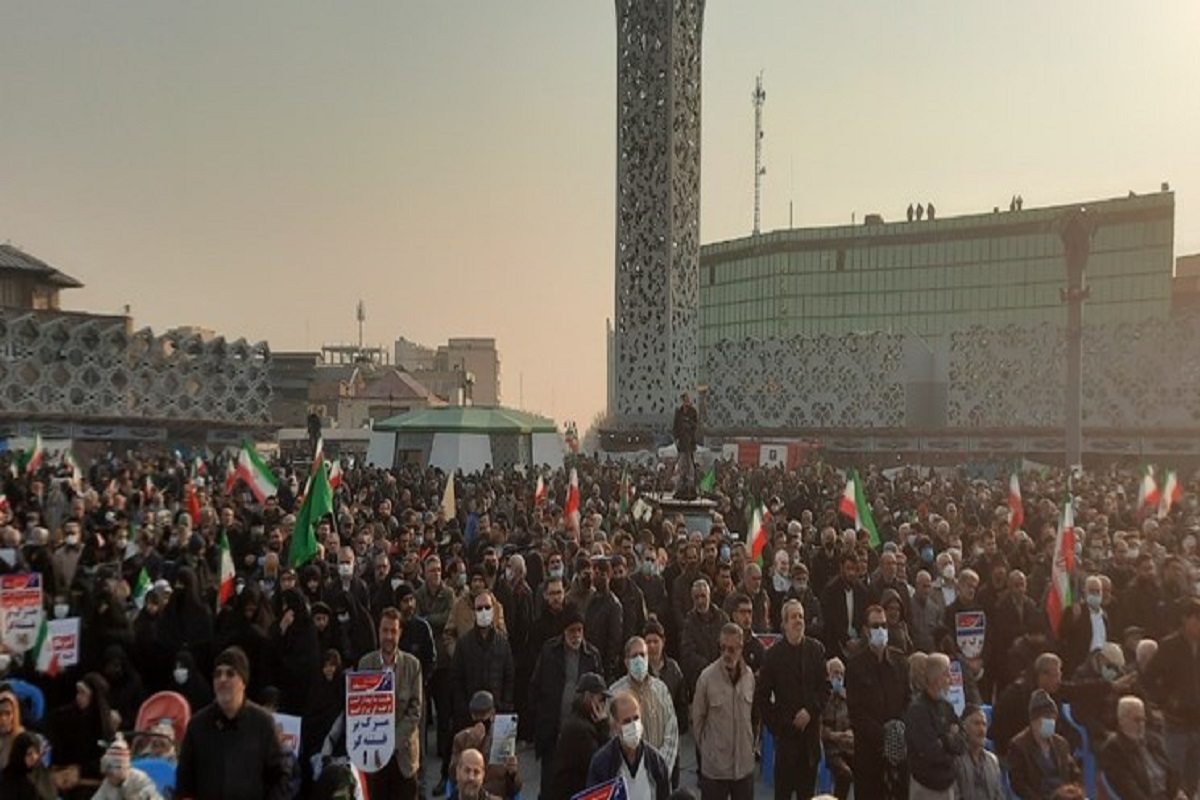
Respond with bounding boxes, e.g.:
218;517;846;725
367;406;563;473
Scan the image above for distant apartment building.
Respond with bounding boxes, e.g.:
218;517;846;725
394;336;501;406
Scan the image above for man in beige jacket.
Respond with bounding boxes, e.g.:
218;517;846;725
358;606;424;800
692;622;756;800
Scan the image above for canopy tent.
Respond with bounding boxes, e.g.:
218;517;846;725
367;406;563;473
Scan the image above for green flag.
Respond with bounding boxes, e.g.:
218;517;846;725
699;465;716;494
132;567;151;609
619;467;631;516
290;459;333;568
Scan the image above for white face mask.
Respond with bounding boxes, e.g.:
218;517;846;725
628;654;649;682
475;608;494;628
173;668;188;685
54;603;69;619
941;564;956;581
772;574;791;593
338;564;354;579
620;719;643;749
869;626;889;650
390;577;402;591
66;534;80;547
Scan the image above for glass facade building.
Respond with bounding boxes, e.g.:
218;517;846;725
699;192;1174;356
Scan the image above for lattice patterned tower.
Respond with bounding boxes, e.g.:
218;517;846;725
612;0;705;429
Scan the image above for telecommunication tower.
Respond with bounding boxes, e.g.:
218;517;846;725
753;72;766;236
356;300;366;349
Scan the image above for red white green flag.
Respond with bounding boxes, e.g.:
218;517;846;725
748;504;769;564
1158;469;1182;519
564;468;581;534
839;468;880;547
24;433;44;476
1137;465;1161;514
236;444;278;504
1047;496;1075;636
534;475;547;507
1008;473;1024;533
32;619;60;677
217;531;235;612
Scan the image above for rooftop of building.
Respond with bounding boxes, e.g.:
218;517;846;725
0;243;84;288
701;190;1174;266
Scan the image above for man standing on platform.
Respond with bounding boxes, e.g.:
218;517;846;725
672;393;699;500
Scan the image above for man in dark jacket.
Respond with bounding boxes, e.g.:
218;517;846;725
451;590;515;734
1007;690;1083;800
586;691;671;800
585;556;625;679
755;598;829;799
904;652;966;796
846;604;910;799
548;673;611;800
671;393;699;500
529;608;604;798
1141;596;1200;796
1100;695;1186;800
820;552;869;659
680;578;729;692
611;555;647;648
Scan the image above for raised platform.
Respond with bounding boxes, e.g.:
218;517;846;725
642;492;718;535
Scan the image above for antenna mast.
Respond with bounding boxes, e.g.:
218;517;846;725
356;300;366;350
753;72;766;236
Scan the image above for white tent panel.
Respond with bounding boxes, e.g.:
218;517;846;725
428;433;492;474
365;431;397;468
532;433;564;470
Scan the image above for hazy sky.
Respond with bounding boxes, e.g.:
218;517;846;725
3;2;1198;432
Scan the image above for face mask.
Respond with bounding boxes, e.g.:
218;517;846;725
641;562;654;576
869;627;889;649
907;534;918;547
620;719;643;749
792;581;808;595
629;654;649;681
830;677;844;694
921;547;935;563
235;581;245;596
456;573;467;588
66;534;80;547
941;564;956;581
475;608;494;628
1100;665;1118;683
504;568;513;583
391;577;402;591
550;566;565;580
1127;547;1140;559
772;574;791;593
719;546;731;561
338;564;353;579
173;668;188;685
54;603;69;619
1038;717;1056;738
337;612;351;623
1086;592;1102;611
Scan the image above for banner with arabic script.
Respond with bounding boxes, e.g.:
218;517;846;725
345;670;396;773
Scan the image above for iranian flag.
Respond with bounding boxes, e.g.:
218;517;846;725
1158;469;1182;519
839;468;880;547
1008;473;1024;533
32;619;60;677
217;531;235;612
533;475;547;507
618;467;632;516
1047;496;1076;636
224;457;239;494
1137;465;1161;514
192;456;207;479
748;503;769;564
64;450;83;492
237;444;279;503
25;433;44;476
132;567;152;610
564;468;581;534
185;481;202;526
328;459;343;490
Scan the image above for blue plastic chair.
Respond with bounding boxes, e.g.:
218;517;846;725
132;756;176;797
1060;702;1096;799
761;728;775;785
815;741;833;794
6;678;45;722
1098;770;1123;800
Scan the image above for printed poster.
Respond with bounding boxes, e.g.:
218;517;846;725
955;611;986;659
947;659;966;717
345;670;396;773
1;573;44;653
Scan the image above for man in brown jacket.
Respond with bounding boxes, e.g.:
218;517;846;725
692;623;756;800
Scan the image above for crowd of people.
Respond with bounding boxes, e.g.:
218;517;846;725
0;449;1199;800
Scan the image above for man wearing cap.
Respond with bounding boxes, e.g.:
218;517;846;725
176;646;290;800
358;607;424;800
530;605;603;798
548;673;612;800
1007;689;1083;800
450;691;521;800
1142;595;1200;796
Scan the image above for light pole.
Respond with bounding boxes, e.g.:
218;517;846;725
1057;208;1093;472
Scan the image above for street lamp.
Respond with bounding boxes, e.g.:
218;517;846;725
1057;208;1094;472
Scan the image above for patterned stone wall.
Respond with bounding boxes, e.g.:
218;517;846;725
0;310;271;424
704;315;1200;432
948;316;1200;429
704;333;906;429
612;0;705;428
